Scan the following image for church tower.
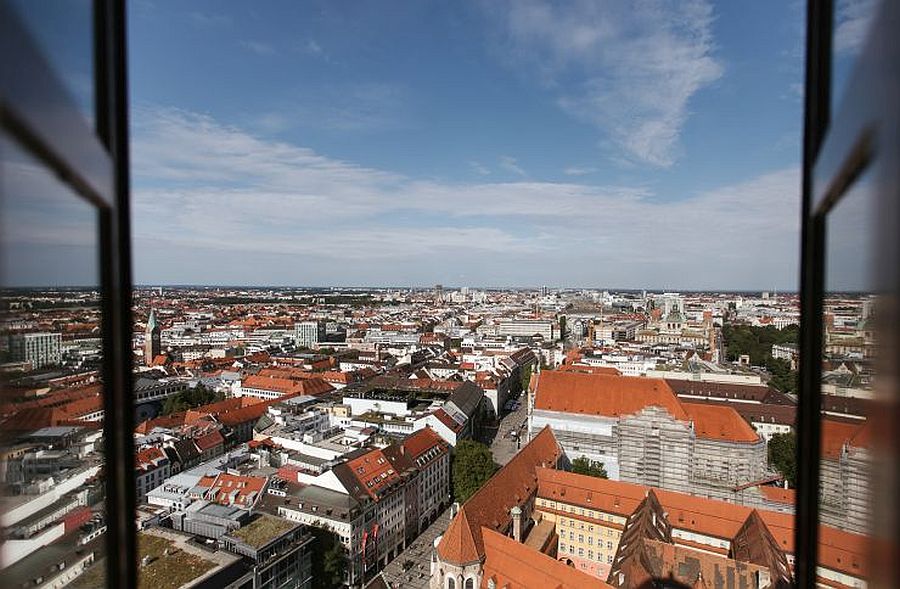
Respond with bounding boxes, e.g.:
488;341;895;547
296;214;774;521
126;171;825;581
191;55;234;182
144;309;161;366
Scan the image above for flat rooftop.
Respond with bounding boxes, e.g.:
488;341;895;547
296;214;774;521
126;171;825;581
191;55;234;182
228;514;298;549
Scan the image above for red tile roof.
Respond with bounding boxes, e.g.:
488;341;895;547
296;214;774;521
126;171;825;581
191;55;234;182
204;473;267;507
194;429;225;451
437;426;561;565
402;427;449;464
536;469;867;579
536;467;646;518
481;528;611;588
343;447;402;500
821;419;865;459
533;371;687;420
683;402;760;443
758;485;795;505
558;364;621;376
135;446;167;473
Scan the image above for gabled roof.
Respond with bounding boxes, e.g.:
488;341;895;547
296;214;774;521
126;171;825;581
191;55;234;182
730;510;792;587
481;528;611;589
533;371;687;420
437;426;561;565
337;447;403;501
402;426;449;465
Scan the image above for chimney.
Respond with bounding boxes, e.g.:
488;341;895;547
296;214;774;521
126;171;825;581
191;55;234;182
450;502;460;519
510;505;523;542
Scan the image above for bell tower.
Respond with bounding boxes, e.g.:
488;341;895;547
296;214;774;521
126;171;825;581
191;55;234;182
144;309;161;365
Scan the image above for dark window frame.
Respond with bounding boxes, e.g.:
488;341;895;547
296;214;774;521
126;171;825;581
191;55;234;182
4;1;896;588
1;1;136;586
797;1;899;588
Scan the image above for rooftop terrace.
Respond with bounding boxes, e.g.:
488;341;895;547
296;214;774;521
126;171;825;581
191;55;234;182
228;513;298;549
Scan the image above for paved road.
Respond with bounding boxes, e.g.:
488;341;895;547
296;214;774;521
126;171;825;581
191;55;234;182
489;395;529;466
381;508;451;588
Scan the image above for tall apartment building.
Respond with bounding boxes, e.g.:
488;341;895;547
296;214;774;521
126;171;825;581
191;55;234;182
528;371;770;506
7;332;62;368
294;321;325;348
278;427;451;585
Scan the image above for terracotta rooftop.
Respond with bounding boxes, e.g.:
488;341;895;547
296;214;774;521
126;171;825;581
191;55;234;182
683;402;760;443
821;418;866;459
341;447;402;500
437;426;561;565
537;467;645;518
481;528;611;589
537;469;867;579
402;426;449;465
558;364;622;376
533;371;688;420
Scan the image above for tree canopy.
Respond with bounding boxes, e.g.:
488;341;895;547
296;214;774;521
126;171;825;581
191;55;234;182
452;440;497;503
519;364;533;394
309;526;347;589
161;384;223;415
571;456;608;479
767;431;796;487
723;323;798;394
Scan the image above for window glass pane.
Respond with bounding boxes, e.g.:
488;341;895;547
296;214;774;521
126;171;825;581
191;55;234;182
0;134;106;587
8;0;95;121
819;169;877;587
831;0;880;110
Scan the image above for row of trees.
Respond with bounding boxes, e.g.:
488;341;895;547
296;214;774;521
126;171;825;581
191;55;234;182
722;324;799;394
160;384;223;415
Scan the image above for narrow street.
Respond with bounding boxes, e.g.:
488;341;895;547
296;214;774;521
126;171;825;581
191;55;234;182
380;508;451;588
488;394;529;467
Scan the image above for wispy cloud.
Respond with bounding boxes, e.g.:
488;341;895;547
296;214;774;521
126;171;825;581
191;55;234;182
563;166;598;176
253;82;410;133
240;40;276;55
130;105;800;288
483;0;723;168
305;39;323;55
189;11;232;28
469;161;491;176
834;0;877;55
499;155;527;177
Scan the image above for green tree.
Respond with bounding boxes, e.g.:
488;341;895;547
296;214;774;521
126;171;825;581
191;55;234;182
309;526;347;589
519;364;533;394
452;440;497;503
722;323;798;394
571;456;608;479
160;384;223;416
767;432;797;487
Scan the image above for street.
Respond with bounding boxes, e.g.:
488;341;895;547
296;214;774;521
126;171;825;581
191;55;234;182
487;393;529;467
380;508;451;588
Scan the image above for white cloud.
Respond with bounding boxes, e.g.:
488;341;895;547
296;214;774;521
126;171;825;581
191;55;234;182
563;166;598;176
834;0;877;55
306;39;323;55
483;0;723;167
131;105;800;288
240;40;276;55
469;161;491;176
499;155;527;177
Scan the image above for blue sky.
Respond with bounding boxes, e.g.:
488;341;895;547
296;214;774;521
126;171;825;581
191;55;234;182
3;1;879;289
